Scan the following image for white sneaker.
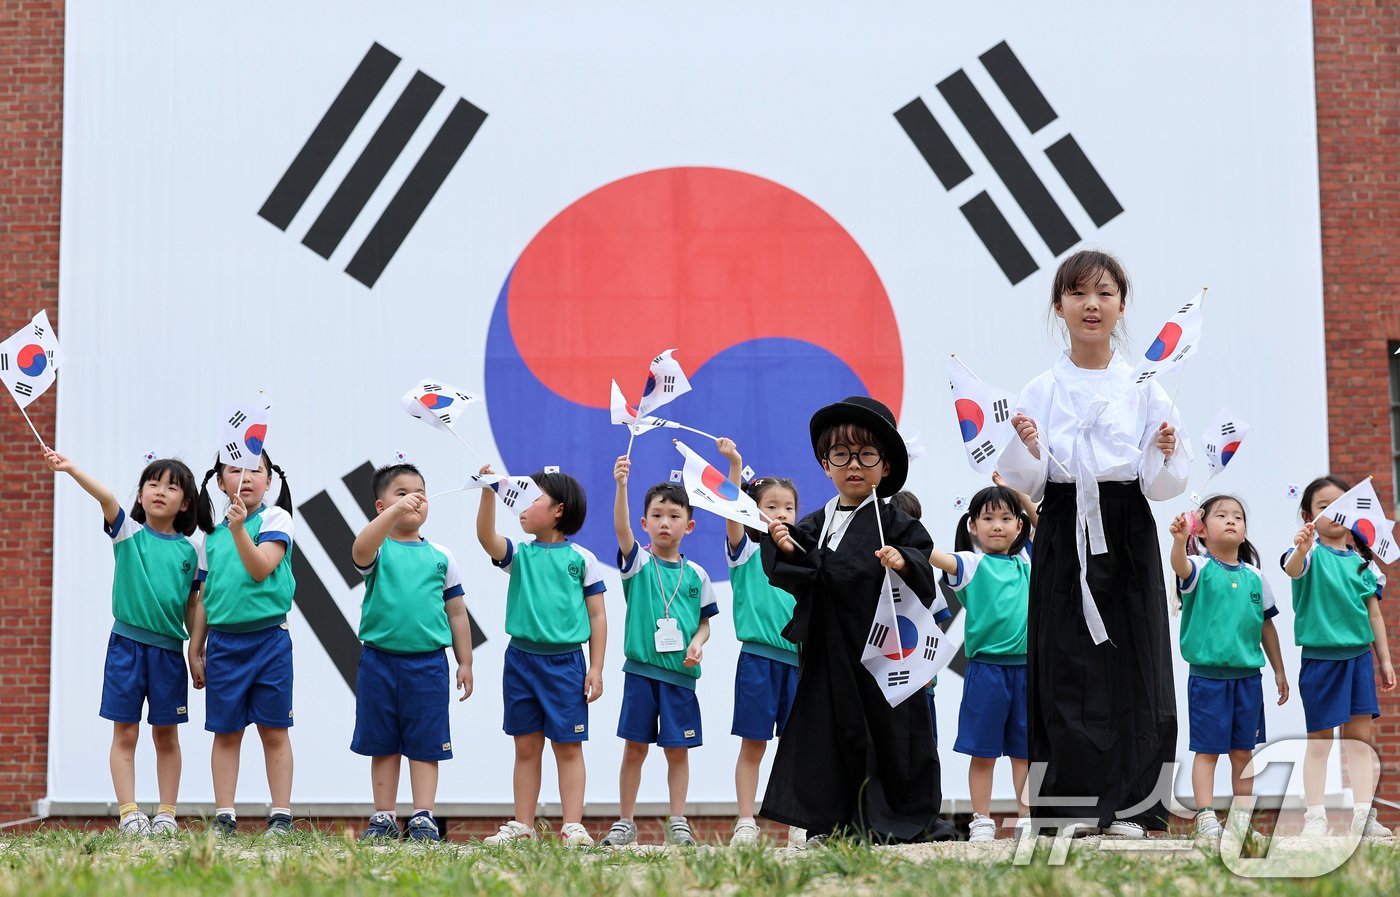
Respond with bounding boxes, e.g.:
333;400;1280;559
787;826;806;848
730;818;760;846
118;811;152;835
1301;808;1329;837
667;815;696;846
483;820;534;845
1060;822;1100;837
601;818;638;847
967;813;997;843
1102;820;1146;839
1012;817;1033;839
560;822;594;847
1195;810;1222;839
1351;807;1391;838
150;812;179;835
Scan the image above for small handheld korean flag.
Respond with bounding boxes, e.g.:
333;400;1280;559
673;439;768;528
401;378;480;431
1320;478;1400;564
611;380;666;435
947;357;1016;474
1200;407;1250;483
218;398;271;471
635;349;692;417
860;571;965;708
1131;291;1205;384
0;310;63;445
490;475;543;513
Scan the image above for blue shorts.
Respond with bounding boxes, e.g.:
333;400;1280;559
204;625;294;734
351;645;453;761
617;672;702;748
1188;673;1266;753
502;644;588;742
927;690;938;746
100;632;189;726
1299;651;1380;732
954;660;1028;759
731;651;798;740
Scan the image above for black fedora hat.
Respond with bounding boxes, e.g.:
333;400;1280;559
808;395;908;497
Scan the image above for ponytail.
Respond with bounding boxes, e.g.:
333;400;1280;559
196;461;218;534
953;513;975;553
268;457;293;515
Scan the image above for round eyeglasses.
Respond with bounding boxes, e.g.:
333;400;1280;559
823;446;883;468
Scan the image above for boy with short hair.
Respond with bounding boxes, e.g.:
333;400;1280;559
602;456;718;847
350;463;475;842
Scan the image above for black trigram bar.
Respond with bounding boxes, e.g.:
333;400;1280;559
971;440;997;463
289;549;362;692
32;323;46;338
223;442;242;460
893;97;972;189
259;43;401;230
888;670;911;686
923;635;938;660
14;381;32;397
992;399;1010;422
1136;371;1156;384
1357;497;1373;509
302;70;445;259
1044;134;1124;228
300;490;362;588
960;192;1038;284
1221;422;1237;435
868;622;890;647
891;584;904;604
1333;513;1348;526
978;41;1057;133
341;461;379;521
938;70;1079;255
0;354;8;371
345;97;488;288
228;411;247;428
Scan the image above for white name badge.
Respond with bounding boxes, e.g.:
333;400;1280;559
654;617;684;653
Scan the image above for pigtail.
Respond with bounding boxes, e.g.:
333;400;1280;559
270;462;293;514
1238;537;1261;569
952;512;974;553
196;464;218;534
1353;535;1375;572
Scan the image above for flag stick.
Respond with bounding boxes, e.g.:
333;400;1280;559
625;424;638;460
426;487;467;501
446;425;486;467
16;404;47;449
1165;287;1206;418
667;421;719;441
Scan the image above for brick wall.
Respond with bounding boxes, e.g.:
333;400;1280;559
0;0;62;828
2;1;1399;834
1313;0;1400;825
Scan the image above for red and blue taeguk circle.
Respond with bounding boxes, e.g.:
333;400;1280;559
485;167;904;580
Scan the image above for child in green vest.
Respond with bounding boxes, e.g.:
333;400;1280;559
929;482;1034;842
1168;494;1287;842
602;455;718;847
1283;476;1395;838
189;452;296;836
46;450;202;835
475;465;605;847
352;463;475;842
715;437;798;846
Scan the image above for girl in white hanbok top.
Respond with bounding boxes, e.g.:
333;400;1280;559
996;249;1189;837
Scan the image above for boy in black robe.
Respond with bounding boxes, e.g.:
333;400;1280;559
760;396;943;843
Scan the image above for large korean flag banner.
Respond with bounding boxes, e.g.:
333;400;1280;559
51;1;1326;813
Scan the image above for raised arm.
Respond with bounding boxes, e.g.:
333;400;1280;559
928;546;960;576
225;499;287;582
45;450;121;525
613;455;635;556
473;463;508;562
352;492;423;568
994;471;1039;529
716;437;746;551
1168;512;1194;581
1283;523;1315;578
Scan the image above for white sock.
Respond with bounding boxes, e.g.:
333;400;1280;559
1306;804;1326;816
215;807;236;820
412;808;431;818
270;807;291;818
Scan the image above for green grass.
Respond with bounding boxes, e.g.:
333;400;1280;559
0;831;1396;897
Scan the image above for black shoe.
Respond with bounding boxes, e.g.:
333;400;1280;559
212;813;237;837
264;813;294;837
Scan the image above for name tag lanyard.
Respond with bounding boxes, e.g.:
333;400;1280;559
653;554;685;619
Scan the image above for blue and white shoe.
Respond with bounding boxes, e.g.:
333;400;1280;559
360;812;400;841
406;812;441;842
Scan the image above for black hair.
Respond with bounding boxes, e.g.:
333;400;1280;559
1048;248;1132;349
372;463;424;500
643;481;692;519
814;423;886;462
130;458;199;537
740;476;799;540
887;490;922;520
531;469;587;536
953;485;1030;555
1189;494;1260;567
196;450;293;534
1299;474;1375;567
